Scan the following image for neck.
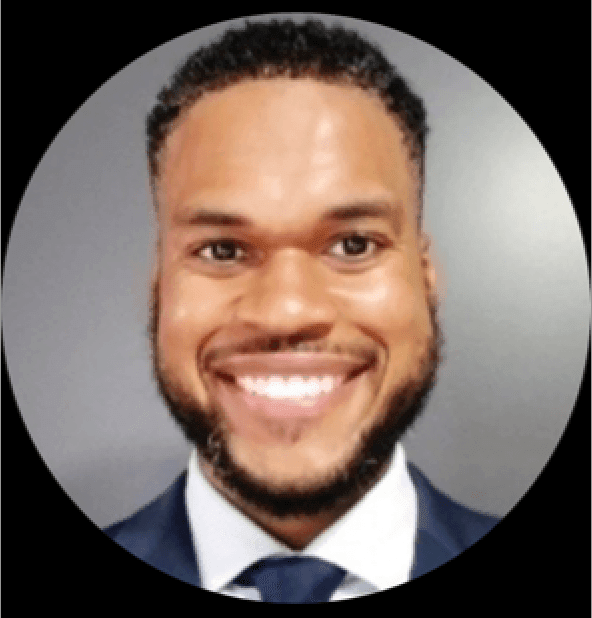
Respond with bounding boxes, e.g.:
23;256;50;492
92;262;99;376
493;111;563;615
198;455;389;551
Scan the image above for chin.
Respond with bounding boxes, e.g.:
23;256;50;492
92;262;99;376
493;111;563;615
230;430;352;481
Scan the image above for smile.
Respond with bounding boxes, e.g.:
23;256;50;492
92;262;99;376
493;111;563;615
235;375;344;399
214;370;369;419
210;353;373;420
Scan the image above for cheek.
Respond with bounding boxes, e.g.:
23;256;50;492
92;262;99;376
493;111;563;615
336;270;431;372
338;273;424;332
157;275;222;376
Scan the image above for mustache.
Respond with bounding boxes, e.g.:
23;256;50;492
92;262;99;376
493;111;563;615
203;336;378;368
148;279;379;369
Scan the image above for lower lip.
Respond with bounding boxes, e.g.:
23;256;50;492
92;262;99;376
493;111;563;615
214;372;367;421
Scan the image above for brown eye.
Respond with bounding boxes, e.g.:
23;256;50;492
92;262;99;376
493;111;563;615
344;235;369;255
197;240;246;263
330;234;377;259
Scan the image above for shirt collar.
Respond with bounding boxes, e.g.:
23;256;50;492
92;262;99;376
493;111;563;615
185;442;417;592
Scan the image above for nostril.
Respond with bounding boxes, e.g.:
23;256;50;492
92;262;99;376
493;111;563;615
215;372;235;384
347;361;373;382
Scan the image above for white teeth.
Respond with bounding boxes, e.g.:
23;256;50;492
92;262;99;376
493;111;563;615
236;375;338;399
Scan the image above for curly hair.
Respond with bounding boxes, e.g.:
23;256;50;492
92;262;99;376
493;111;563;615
146;18;429;229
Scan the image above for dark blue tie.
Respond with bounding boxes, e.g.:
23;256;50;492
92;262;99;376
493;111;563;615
233;556;347;603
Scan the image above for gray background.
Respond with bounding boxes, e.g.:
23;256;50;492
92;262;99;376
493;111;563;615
3;14;589;528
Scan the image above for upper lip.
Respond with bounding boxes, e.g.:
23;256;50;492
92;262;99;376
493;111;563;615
209;352;373;381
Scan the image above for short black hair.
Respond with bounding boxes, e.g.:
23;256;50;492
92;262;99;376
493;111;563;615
146;18;429;229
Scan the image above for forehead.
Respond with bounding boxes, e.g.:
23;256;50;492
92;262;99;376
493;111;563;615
159;77;417;227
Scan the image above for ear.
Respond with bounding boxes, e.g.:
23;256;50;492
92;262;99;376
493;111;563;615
150;230;162;283
418;232;439;296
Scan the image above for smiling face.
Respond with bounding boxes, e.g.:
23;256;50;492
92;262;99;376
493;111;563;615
150;77;443;518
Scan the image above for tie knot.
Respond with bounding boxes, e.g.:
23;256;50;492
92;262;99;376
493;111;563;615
233;556;347;603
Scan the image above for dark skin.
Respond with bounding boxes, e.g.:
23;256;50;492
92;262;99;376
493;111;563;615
152;78;440;550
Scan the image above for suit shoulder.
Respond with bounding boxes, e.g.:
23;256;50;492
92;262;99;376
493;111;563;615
407;462;501;551
102;471;188;558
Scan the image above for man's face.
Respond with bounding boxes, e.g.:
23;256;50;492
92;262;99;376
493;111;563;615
150;78;443;517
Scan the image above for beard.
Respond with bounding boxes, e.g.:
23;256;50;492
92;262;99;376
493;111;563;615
148;275;444;519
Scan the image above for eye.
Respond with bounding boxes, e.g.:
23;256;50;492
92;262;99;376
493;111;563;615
194;240;247;264
329;234;382;260
192;233;386;267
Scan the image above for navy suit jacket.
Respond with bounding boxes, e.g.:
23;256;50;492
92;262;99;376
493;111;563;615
103;462;500;589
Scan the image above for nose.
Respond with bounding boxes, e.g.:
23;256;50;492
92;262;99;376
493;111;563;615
233;249;336;340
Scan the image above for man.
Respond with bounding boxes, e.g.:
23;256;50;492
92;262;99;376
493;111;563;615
104;19;500;602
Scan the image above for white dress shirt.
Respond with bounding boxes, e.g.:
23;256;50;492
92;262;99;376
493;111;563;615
184;441;417;601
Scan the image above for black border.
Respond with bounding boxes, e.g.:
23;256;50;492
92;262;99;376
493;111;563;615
2;10;590;609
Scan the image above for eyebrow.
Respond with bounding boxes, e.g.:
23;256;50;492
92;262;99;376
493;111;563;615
175;201;404;235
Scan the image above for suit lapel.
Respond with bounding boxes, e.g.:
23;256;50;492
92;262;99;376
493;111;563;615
407;462;459;579
144;463;461;585
142;470;200;587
